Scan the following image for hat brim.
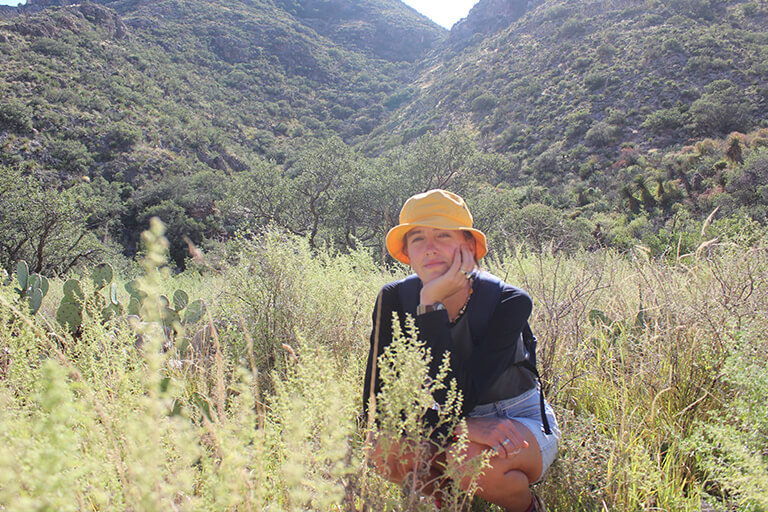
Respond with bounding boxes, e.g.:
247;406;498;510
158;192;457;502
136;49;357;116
386;221;488;265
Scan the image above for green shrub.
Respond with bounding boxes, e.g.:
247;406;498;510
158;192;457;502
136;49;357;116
30;38;69;57
688;82;753;135
0;101;33;133
47;138;94;176
685;332;768;510
642;108;685;134
470;94;499;112
585;121;621;147
503;202;594;252
584;72;607;91
104;123;142;153
559;17;586;38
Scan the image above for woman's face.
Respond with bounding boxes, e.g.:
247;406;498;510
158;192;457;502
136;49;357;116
403;227;475;284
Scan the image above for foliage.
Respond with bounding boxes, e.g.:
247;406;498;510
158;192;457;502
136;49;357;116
1;0;767;272
0;165;113;275
688;80;753;135
1;226;767;511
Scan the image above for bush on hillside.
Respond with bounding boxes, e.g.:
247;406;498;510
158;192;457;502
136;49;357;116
470;93;499;112
642;108;685;134
689;81;753;135
0;101;34;133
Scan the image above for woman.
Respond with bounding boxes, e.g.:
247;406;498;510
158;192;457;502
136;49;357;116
363;189;560;512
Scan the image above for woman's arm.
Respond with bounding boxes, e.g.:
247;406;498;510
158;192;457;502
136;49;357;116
362;283;398;424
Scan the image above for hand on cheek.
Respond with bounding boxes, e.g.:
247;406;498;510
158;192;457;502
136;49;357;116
420;245;475;306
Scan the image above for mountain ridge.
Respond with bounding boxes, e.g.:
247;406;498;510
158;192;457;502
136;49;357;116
1;0;767;269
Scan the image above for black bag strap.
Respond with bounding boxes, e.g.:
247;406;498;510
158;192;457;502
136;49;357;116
397;272;551;435
516;325;552;435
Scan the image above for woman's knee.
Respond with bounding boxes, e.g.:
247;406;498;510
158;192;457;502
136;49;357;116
371;438;407;483
445;424;543;487
371;437;438;484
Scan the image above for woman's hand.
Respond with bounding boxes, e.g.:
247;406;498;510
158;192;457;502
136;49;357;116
458;417;529;458
420;245;475;306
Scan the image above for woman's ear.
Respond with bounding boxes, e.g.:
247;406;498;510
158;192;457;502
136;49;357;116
463;233;477;257
465;235;479;265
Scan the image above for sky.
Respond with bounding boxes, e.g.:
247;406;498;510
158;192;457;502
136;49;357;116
402;0;480;29
0;0;481;28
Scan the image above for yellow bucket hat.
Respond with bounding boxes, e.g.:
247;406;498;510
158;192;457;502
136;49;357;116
386;189;488;265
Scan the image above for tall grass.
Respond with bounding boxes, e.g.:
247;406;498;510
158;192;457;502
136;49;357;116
0;224;766;511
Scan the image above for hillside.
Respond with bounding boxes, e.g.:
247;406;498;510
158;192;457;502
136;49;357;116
372;0;768;180
1;0;767;273
0;0;444;265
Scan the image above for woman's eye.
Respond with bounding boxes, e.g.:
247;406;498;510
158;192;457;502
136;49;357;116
410;236;424;243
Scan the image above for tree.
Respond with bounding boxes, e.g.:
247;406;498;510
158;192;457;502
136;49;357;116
287;138;361;248
223;159;292;231
503;203;593;253
0;165;107;274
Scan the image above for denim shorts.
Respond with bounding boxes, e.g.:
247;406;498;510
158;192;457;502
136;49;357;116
468;387;560;482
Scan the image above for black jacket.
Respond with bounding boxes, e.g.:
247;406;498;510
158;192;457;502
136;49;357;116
362;271;535;437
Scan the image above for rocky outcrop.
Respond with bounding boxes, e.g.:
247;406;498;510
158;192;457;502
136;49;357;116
275;0;446;63
449;0;539;47
77;2;128;39
8;1;128;39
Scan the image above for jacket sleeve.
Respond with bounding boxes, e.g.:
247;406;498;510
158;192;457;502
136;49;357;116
361;283;398;425
415;285;533;417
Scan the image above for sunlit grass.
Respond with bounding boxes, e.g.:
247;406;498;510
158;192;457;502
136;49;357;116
0;225;766;511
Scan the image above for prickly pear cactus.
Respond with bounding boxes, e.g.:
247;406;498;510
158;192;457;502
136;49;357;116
62;279;85;303
28;273;42;293
101;302;122;322
14;260;49;315
172;289;189;311
92;263;114;290
162;307;181;328
127;296;141;316
183;300;206;325
109;282;119;306
15;261;29;292
28;287;43;315
125;280;147;301
56;301;83;333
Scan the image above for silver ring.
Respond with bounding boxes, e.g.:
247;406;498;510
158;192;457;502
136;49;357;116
502;438;512;446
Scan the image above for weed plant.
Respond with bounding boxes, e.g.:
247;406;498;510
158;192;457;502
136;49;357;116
0;222;766;511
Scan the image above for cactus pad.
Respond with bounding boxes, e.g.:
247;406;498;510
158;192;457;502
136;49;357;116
172;289;189;311
101;303;122;322
183;300;206;325
29;274;41;291
56;301;83;333
128;296;141;316
109;282;119;306
162;307;181;327
124;280;147;300
92;263;114;290
15;261;29;290
28;287;43;314
39;275;49;296
62;279;85;302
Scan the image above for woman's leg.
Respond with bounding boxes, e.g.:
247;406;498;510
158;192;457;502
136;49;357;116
446;420;542;512
370;436;445;494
